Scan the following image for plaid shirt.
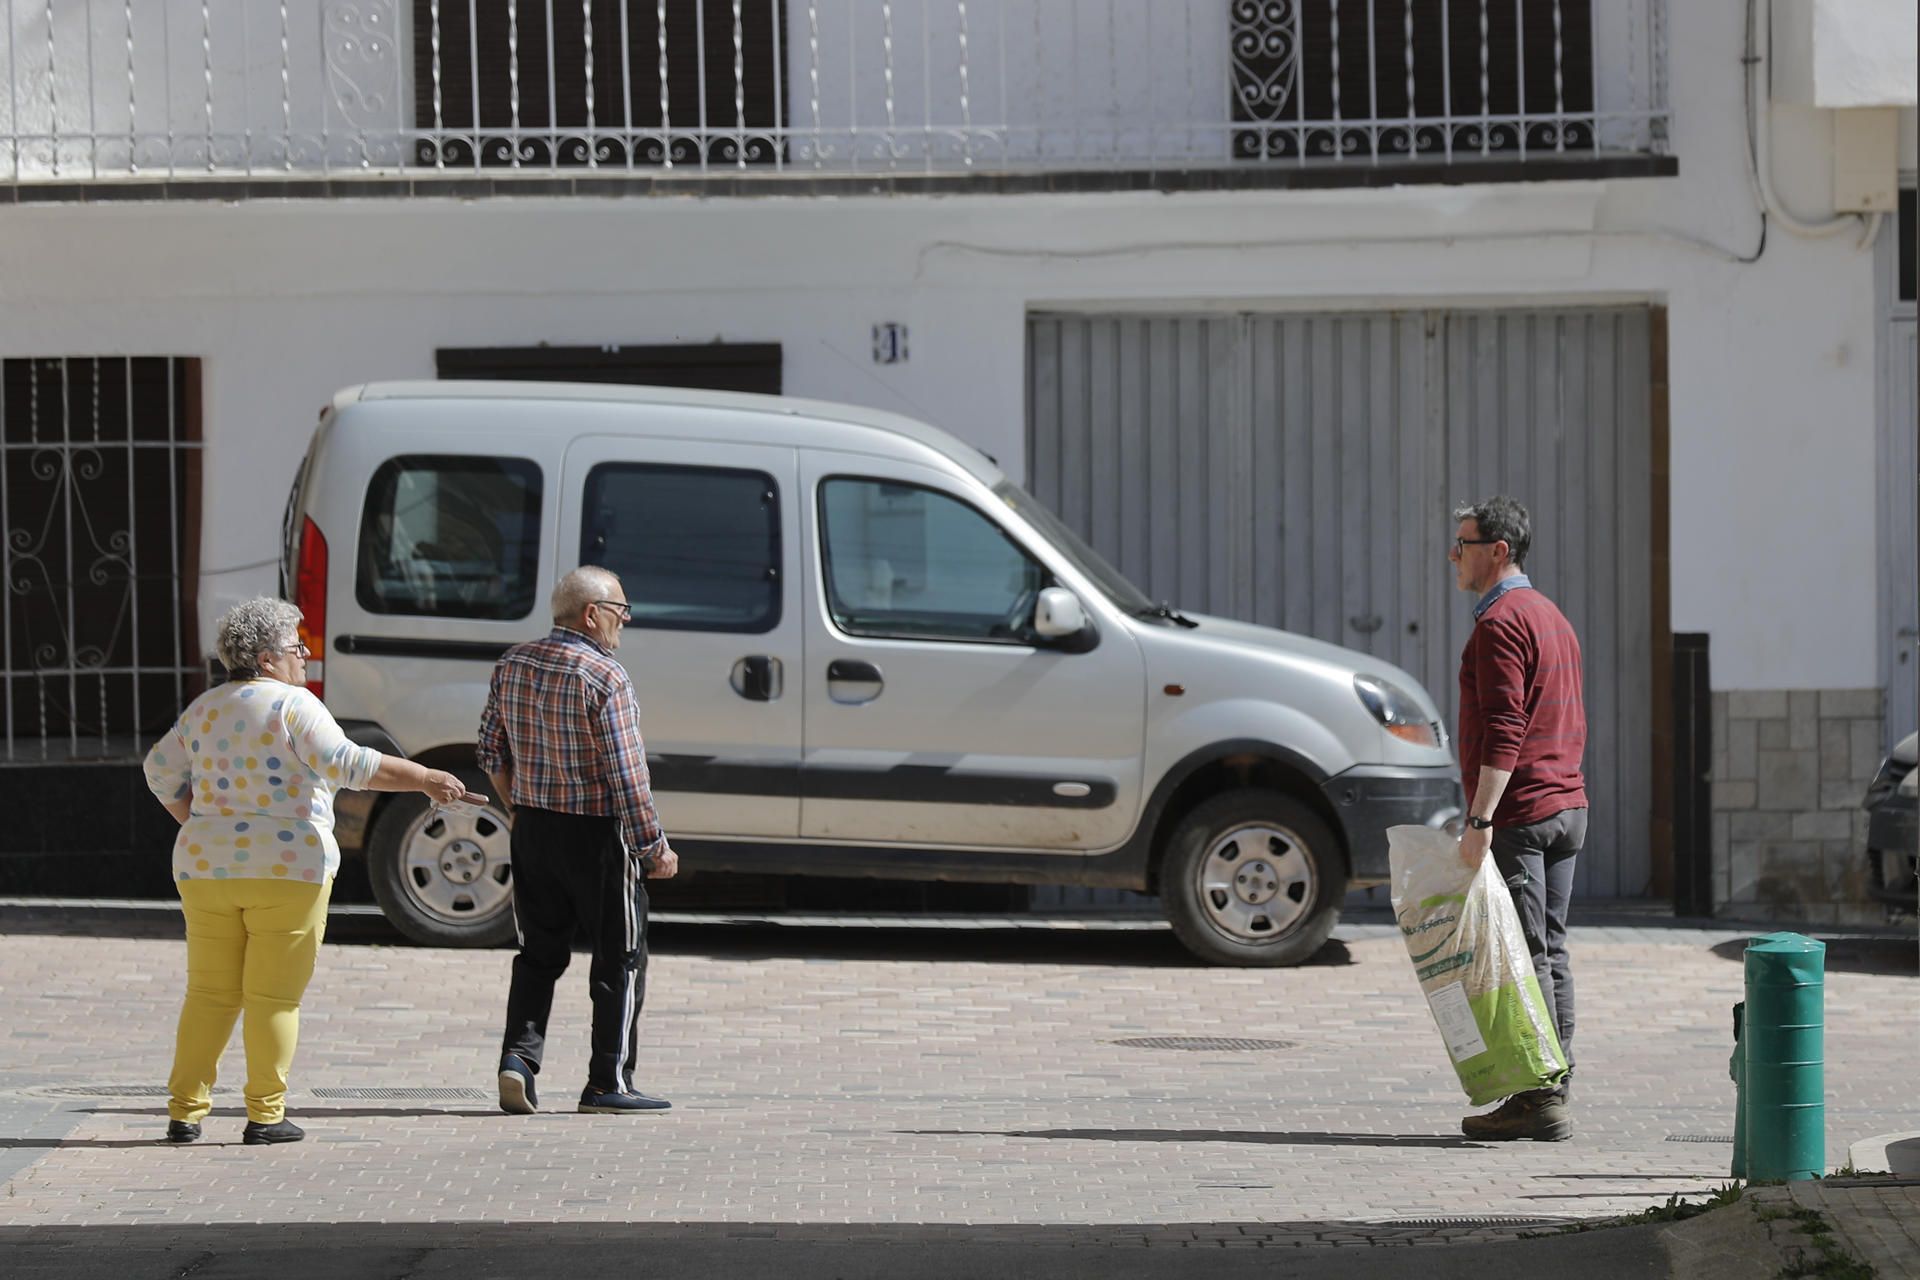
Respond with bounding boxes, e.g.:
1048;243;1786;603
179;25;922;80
477;626;667;864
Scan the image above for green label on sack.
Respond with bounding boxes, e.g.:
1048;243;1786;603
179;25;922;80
1416;950;1473;981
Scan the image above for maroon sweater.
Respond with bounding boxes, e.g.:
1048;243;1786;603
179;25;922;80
1458;586;1588;827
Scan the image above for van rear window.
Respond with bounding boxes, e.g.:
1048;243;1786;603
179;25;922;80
581;463;780;634
357;455;542;619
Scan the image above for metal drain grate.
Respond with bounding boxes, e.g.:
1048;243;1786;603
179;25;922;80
32;1085;208;1098
1384;1216;1559;1227
1110;1036;1295;1052
1665;1134;1736;1144
310;1087;489;1101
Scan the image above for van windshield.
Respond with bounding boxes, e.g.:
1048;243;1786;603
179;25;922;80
992;481;1155;615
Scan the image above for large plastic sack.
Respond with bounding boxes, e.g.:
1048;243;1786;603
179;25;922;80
1387;824;1568;1106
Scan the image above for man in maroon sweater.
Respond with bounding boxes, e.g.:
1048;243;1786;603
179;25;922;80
1450;496;1586;1142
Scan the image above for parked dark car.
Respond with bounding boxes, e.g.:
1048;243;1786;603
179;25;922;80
1863;730;1918;917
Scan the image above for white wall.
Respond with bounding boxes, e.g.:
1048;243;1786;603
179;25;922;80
0;0;1891;692
1772;0;1918;109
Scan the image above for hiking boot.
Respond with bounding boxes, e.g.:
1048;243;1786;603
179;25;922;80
1461;1089;1570;1142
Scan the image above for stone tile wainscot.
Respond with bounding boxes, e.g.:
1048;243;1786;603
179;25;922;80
1710;689;1887;925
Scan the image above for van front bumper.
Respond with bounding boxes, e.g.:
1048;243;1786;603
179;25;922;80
1321;765;1463;885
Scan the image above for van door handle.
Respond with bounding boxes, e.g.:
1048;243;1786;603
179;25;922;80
825;658;884;705
730;655;782;702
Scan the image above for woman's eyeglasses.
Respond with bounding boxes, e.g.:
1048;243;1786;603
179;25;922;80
275;643;313;659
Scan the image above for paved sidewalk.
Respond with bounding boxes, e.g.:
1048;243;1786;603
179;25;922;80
1659;1177;1920;1279
1764;1177;1920;1278
0;904;1911;1277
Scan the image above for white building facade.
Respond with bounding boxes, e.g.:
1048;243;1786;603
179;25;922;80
0;0;1912;921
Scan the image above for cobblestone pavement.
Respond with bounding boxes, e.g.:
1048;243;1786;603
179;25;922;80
0;905;1911;1257
1756;1178;1920;1278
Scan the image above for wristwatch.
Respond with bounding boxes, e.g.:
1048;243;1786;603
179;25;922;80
1466;815;1494;830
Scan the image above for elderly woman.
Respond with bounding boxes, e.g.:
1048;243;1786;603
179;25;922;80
143;597;477;1146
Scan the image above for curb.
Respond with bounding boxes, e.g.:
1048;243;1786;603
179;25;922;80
1848;1131;1920;1176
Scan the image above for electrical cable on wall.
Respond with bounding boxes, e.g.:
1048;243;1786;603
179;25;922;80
1745;0;1876;245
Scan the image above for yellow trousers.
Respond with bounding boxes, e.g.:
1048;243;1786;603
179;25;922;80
168;877;331;1125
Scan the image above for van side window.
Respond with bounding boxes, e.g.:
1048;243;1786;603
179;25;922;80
582;464;780;634
819;478;1046;644
356;455;542;619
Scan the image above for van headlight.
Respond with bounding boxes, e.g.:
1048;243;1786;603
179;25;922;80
1353;674;1442;749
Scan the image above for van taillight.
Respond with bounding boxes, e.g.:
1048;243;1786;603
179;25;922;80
294;516;328;702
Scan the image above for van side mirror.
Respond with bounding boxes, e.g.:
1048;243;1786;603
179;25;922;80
1033;587;1087;639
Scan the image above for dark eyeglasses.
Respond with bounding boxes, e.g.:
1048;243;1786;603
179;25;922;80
274;643;313;658
591;600;633;621
1453;537;1500;554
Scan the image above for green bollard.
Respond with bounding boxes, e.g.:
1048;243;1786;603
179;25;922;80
1730;1001;1746;1179
1742;932;1826;1182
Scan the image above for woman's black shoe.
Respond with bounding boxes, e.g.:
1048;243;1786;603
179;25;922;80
242;1119;305;1145
164;1120;201;1143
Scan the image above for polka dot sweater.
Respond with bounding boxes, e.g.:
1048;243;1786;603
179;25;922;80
142;680;382;884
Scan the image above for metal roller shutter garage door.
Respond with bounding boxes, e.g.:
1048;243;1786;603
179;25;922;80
1027;307;1654;898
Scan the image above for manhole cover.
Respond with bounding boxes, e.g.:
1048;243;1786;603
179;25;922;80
310;1087;488;1101
1110;1036;1295;1052
1665;1134;1735;1144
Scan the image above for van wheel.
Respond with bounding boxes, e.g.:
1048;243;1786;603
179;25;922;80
1160;789;1346;967
367;772;516;948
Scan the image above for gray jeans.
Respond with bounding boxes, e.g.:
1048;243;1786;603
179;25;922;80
1490;807;1587;1085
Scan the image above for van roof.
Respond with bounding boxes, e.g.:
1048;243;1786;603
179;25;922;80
338;380;1004;483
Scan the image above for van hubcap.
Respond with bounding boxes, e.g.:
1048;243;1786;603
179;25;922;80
401;806;513;926
1196;823;1315;942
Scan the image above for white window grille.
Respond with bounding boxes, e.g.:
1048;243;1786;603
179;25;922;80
0;0;1669;184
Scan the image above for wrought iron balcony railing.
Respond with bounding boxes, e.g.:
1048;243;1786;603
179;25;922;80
1;1;1668;187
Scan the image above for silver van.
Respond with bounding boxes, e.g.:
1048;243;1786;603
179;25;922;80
284;381;1461;966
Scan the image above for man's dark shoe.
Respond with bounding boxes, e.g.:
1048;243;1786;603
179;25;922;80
1462;1089;1570;1141
164;1120;201;1144
242;1119;306;1145
498;1053;539;1115
578;1087;671;1114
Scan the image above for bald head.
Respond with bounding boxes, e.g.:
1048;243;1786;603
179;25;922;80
552;566;624;625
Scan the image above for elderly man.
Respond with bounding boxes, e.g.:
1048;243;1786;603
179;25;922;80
479;565;679;1116
1449;496;1586;1142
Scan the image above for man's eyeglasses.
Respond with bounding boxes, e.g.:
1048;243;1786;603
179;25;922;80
275;643;313;659
591;600;633;622
1453;537;1500;554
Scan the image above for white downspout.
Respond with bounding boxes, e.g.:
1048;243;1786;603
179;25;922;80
1750;0;1864;239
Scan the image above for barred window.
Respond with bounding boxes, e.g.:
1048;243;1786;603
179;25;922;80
1232;0;1596;161
411;0;787;167
0;357;201;755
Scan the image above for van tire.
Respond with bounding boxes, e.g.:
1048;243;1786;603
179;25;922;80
367;771;517;948
1160;789;1346;967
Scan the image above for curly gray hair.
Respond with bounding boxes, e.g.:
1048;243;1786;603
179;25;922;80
215;597;303;675
1451;495;1532;570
